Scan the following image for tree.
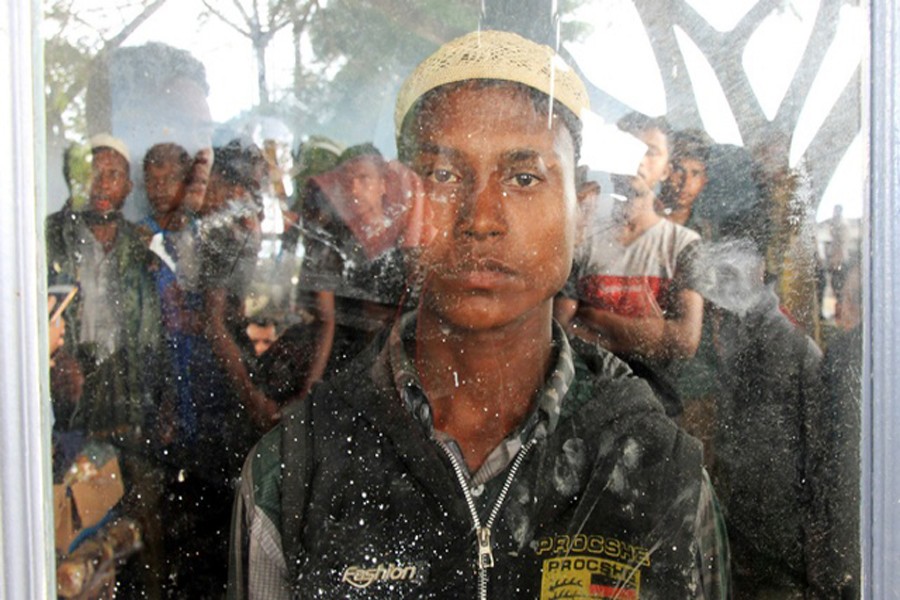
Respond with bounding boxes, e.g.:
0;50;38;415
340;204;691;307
44;0;170;139
630;0;858;205
199;0;320;106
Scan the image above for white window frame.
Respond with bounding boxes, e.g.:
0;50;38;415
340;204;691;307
865;0;900;596
0;0;54;597
0;0;897;597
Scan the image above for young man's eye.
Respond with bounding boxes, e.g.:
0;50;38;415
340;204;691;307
508;172;540;188
429;168;461;184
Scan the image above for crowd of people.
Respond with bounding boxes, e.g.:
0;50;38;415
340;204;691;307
46;31;860;600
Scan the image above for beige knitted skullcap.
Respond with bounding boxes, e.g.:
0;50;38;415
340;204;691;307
395;30;590;136
89;133;131;163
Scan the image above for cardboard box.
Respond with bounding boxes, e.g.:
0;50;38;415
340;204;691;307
70;458;124;529
53;457;124;555
53;484;76;554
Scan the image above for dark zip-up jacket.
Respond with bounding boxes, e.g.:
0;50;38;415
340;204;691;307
229;333;727;599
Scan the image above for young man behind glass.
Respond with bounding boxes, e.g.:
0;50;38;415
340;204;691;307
229;30;729;600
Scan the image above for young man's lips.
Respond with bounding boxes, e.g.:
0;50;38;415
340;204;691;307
444;259;518;288
91;198;113;211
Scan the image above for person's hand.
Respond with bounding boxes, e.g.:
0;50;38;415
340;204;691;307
48;297;66;366
387;161;436;251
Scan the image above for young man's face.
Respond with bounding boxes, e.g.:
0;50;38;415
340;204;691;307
343;156;387;226
669;157;708;209
183;148;213;213
635;127;670;190
144;159;187;216
246;322;277;356
408;83;578;332
611;127;669;204
201;171;226;215
88;148;132;215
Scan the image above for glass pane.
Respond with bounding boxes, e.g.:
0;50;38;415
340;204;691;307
43;1;864;598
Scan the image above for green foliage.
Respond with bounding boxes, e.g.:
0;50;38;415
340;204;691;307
44;29;93;138
64;142;92;210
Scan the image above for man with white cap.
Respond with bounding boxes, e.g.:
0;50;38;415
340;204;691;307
46;133;171;596
47;133;165;421
229;30;728;599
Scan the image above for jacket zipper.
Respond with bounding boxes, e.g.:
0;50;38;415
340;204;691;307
438;438;537;600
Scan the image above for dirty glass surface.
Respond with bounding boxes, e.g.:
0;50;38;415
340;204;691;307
41;0;865;598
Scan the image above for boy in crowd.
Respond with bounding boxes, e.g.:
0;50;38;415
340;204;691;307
139;142;192;248
138;143;195;338
556;113;704;414
658;129;712;231
246;316;279;357
46;134;166;440
297;143;412;391
229;31;728;599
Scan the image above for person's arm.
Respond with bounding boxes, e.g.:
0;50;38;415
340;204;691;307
205;288;280;430
294;180;350;395
573;286;703;360
301;290;335;398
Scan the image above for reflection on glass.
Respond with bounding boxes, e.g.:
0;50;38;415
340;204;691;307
42;1;863;598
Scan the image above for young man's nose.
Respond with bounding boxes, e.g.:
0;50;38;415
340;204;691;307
91;176;114;195
456;176;508;240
